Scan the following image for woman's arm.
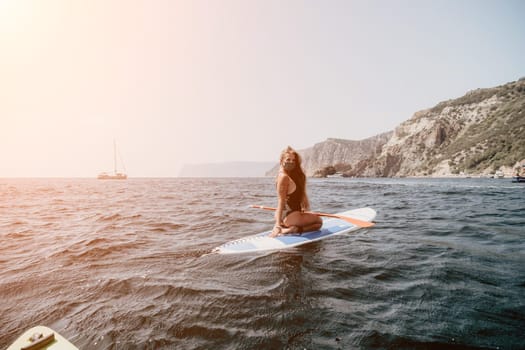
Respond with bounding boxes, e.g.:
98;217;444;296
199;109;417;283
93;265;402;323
302;192;311;212
274;174;289;228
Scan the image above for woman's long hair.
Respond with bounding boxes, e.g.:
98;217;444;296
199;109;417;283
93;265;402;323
279;146;309;210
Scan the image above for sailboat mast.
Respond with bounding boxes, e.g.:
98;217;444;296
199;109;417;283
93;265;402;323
113;139;117;174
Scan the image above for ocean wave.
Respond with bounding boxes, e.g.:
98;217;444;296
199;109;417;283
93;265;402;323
1;178;524;349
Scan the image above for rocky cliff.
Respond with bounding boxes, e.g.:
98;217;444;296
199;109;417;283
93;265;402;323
355;78;525;177
267;78;525;177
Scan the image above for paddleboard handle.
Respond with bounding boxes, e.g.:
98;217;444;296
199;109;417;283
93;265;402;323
22;332;55;350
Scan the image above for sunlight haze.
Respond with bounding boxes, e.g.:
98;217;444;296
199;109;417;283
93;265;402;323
1;0;524;177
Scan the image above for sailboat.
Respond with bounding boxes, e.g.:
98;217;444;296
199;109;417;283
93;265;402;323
97;140;127;180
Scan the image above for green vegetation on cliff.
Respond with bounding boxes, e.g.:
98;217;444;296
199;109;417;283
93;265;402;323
433;79;525;174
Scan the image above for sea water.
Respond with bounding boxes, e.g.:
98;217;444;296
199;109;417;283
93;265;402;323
1;177;524;349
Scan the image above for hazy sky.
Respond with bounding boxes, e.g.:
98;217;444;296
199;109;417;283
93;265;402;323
1;0;524;177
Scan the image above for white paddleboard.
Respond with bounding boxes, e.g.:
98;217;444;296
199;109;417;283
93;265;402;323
7;326;78;350
213;207;376;254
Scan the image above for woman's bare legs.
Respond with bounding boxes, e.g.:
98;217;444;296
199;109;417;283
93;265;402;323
282;212;322;234
269;212;323;237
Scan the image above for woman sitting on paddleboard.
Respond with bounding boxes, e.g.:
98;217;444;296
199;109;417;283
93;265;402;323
270;146;323;237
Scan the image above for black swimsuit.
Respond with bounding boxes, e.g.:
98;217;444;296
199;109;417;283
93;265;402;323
284;175;304;217
286;186;302;214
